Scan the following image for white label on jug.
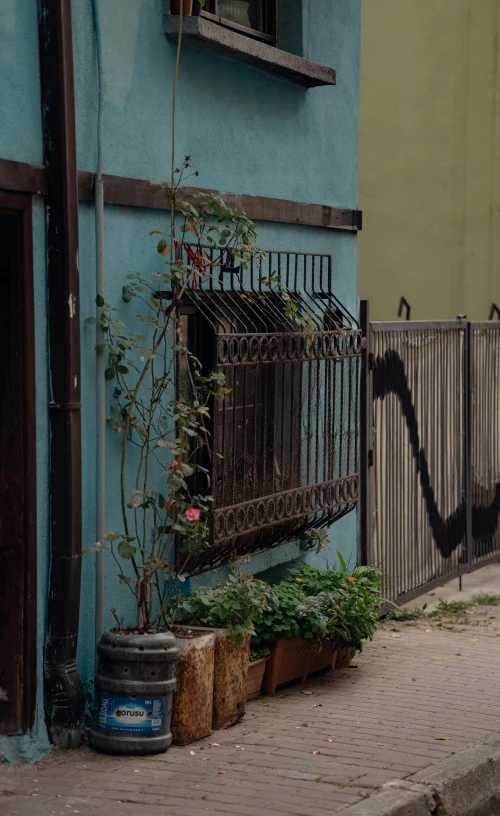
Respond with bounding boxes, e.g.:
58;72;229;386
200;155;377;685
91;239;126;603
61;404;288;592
98;696;163;733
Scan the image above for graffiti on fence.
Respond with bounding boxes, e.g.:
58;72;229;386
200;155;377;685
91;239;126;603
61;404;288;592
373;348;500;559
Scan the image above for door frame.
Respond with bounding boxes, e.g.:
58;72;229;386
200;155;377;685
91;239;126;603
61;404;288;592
0;190;37;731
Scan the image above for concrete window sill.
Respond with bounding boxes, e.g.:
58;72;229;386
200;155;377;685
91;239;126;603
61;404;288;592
165;16;336;88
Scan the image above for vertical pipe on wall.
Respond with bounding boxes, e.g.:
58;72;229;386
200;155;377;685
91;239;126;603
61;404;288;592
92;0;106;651
359;300;372;566
38;0;85;747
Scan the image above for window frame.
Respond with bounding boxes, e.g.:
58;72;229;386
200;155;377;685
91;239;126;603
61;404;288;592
177;296;304;569
200;0;277;45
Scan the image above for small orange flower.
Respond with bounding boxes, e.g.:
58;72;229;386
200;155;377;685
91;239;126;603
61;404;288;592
347;576;355;583
299;592;305;597
295;578;303;584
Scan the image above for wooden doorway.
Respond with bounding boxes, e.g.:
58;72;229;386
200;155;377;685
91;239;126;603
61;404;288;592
0;191;36;734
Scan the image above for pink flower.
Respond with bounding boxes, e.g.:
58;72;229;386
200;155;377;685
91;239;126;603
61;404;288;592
184;508;200;522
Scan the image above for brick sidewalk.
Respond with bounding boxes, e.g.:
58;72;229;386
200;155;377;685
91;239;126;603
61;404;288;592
2;597;500;816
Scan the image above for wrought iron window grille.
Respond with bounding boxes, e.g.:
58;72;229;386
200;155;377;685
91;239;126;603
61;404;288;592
168;244;361;573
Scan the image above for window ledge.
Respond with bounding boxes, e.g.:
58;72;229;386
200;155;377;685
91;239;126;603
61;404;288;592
165;15;336;88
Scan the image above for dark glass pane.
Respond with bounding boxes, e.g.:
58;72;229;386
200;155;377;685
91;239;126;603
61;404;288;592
218;0;262;32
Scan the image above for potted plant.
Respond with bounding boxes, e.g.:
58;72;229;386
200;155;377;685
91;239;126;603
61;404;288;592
256;554;388;694
246;647;270;700
253;582;337;695
177;565;278;725
284;556;386;669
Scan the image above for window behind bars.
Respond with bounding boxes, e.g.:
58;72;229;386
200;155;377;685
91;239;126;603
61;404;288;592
175;247;362;574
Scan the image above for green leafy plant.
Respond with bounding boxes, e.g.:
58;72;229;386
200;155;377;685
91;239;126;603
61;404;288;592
281;555;386;652
472;593;500;606
249;646;271;663
386;605;426;621
295;592;350;648
436;598;470;614
336;581;380;653
300;528;330;554
253;582;327;647
176;566;279;644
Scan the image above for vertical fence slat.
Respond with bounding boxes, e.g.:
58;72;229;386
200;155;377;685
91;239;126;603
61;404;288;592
359;300;372;566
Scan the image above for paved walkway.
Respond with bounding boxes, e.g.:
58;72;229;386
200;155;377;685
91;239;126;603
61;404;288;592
3;564;500;816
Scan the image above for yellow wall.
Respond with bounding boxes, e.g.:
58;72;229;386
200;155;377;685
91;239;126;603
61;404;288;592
358;0;500;320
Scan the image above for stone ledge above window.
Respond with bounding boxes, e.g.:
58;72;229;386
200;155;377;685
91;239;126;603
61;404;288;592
165;15;336;88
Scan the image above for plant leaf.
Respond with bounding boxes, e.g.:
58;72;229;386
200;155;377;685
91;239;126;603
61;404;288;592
118;540;136;560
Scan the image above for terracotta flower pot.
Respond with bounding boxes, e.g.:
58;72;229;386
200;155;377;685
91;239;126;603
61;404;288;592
246;658;268;701
170;0;193;15
308;642;337;675
263;637;336;695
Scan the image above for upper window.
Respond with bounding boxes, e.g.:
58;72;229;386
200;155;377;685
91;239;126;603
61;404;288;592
202;0;277;44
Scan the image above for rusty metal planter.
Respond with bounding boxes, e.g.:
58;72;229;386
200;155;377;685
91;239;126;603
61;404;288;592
212;630;251;729
246;658;268;701
263;637;336;695
179;626;251;729
171;628;215;745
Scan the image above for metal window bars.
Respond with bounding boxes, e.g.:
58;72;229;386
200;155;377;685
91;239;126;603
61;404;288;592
173;244;362;574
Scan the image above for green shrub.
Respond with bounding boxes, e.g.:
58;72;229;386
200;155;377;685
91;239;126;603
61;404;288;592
252;582;326;646
177;567;278;645
179;554;385;656
281;553;384;652
249;646;271;662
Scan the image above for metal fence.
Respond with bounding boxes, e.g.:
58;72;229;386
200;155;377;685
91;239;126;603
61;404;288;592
470;323;500;568
360;308;500;603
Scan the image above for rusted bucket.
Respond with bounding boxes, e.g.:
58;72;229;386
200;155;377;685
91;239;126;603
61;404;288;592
185;627;251;729
212;630;250;729
171;628;215;745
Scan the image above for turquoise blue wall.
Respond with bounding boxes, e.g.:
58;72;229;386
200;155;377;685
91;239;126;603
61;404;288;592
74;0;361;676
71;0;360;207
0;0;361;763
0;0;43;164
82;215;358;631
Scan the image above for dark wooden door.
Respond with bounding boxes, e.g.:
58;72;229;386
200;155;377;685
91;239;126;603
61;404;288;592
0;192;36;734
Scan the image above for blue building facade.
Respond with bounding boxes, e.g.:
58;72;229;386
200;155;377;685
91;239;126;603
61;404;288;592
0;0;361;764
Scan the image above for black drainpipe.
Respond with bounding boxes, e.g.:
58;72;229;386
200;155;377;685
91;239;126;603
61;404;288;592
38;0;85;747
